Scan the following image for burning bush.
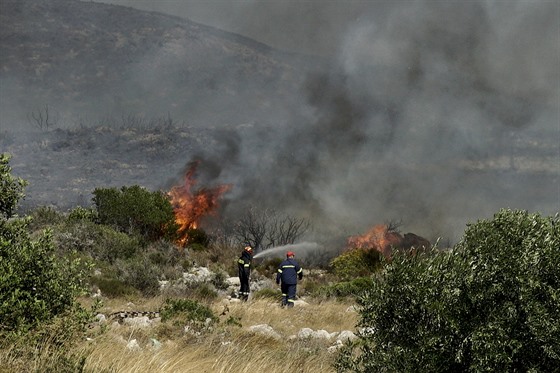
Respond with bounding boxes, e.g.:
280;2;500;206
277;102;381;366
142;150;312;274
347;224;430;258
167;161;231;247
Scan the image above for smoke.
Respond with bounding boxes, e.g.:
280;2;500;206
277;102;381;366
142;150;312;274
177;0;559;245
3;0;558;249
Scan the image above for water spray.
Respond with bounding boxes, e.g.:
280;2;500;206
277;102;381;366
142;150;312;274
252;242;320;259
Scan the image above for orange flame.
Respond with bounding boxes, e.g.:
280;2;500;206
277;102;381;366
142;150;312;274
347;224;402;258
168;161;232;245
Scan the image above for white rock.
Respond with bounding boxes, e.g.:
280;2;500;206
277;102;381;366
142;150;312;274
327;340;344;353
314;329;332;340
226;277;241;286
183;267;213;283
149;338;162;350
123;316;151;328
337;330;357;342
248;324;281;340
297;328;314;339
126;339;141;351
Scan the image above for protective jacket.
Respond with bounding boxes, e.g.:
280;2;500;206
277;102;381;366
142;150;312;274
276;258;303;285
238;250;252;279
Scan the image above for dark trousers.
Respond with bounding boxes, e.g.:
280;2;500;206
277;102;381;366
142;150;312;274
280;283;297;307
239;274;250;300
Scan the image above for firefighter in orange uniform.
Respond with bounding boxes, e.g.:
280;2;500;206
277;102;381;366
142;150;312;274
238;245;253;301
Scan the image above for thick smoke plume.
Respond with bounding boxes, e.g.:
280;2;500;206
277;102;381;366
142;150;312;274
172;0;559;245
3;0;558;251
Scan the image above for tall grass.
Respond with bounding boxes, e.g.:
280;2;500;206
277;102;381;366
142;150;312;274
80;298;357;372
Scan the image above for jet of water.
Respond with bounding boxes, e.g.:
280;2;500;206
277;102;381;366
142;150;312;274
252;242;320;259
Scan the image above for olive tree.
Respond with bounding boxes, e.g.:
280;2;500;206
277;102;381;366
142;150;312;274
336;209;560;372
0;155;90;334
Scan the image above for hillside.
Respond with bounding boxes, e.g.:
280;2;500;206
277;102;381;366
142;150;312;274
0;0;313;127
1;0;558;245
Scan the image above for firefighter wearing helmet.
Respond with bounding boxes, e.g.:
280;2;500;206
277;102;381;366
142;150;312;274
237;245;253;301
276;251;303;308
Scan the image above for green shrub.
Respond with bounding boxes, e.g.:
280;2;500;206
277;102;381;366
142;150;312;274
114;255;161;297
330;248;382;281
0;153;27;218
194;283;218;300
54;220;141;263
67;206;98;222
314;277;375;299
211;269;230;291
184;227;209;247
27;206;65;230
90;276;139;298
258;257;283;276
92;185;178;241
0;218;92;335
0;153;93;339
336;209;560;372
160;298;217;325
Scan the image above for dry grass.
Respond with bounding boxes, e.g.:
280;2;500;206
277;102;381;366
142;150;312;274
80;297;358;373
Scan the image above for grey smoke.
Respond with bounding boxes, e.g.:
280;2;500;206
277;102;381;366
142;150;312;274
4;0;559;250
162;0;558;244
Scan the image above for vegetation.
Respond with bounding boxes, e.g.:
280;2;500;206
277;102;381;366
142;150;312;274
1;154;91;336
233;205;311;250
330;247;382;281
0;154;28;218
93;185;178;242
336;209;560;372
0;153;94;373
2;152;558;372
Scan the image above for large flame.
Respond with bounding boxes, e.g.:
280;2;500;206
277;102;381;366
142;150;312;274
168;161;232;245
347;224;402;258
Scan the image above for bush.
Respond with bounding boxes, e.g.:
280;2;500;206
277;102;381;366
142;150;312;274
54;220;141;263
336;209;560;372
90;276;138;298
114;255;161;297
92;185;178;241
67;206;98;222
160;298;217;325
313;277;375;299
0;218;92;335
0;156;91;335
330;248;382;281
0;153;27;218
27;206;65;230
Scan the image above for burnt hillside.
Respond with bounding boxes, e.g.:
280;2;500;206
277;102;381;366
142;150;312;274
0;0;314;127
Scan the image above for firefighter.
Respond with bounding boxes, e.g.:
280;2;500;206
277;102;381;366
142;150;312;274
276;251;303;308
238;245;253;301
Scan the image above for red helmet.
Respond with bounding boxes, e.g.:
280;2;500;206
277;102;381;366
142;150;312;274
286;251;295;257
